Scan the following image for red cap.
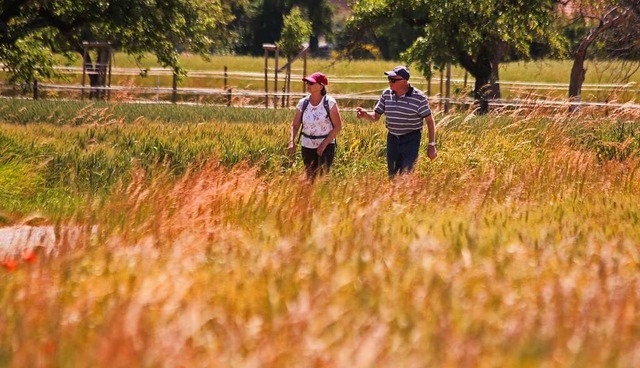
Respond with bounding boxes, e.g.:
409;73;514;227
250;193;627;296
302;72;328;85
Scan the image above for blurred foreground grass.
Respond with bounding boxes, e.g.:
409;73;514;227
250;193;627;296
1;100;640;366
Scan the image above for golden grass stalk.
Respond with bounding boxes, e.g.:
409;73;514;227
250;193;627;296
2;136;640;366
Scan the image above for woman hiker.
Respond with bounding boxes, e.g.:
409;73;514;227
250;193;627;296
288;72;343;180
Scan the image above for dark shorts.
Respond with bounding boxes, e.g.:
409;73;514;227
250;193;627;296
301;144;336;179
386;130;421;177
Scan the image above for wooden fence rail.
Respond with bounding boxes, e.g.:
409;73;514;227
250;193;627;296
1;65;639;111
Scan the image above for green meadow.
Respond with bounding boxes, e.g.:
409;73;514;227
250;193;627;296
8;54;637;104
1;99;640;366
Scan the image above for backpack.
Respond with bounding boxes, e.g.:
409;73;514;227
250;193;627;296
297;96;334;144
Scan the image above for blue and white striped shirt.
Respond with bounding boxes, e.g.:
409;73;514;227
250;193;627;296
374;86;431;135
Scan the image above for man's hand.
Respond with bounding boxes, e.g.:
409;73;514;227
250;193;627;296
427;145;437;160
356;107;368;120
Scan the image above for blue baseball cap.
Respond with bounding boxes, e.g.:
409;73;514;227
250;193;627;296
384;66;410;80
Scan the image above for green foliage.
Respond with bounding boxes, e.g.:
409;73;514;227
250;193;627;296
0;34;59;85
404;0;564;75
279;7;313;58
0;161;44;208
230;0;334;55
577;121;640;161
295;0;335;51
401;37;435;79
338;0;428;60
2;98;640;218
343;0;565;102
560;0;640;60
0;100;299;212
0;0;240;83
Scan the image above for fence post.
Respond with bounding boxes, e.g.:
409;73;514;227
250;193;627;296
445;63;451;113
286;61;291;107
302;51;307;94
264;49;269;108
224;66;228;90
463;70;468;90
224;66;231;106
274;47;279;109
172;72;178;103
439;69;444;109
81;47;87;100
33;80;38;100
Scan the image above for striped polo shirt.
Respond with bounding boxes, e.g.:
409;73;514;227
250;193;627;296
374;86;431;135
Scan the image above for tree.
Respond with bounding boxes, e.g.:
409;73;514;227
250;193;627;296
229;0;333;56
561;0;640;105
279;7;312;58
343;0;564;112
278;7;312;105
0;0;238;91
407;0;564;112
337;0;428;60
294;0;333;53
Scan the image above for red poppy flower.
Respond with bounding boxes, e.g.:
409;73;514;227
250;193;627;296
22;249;36;263
2;259;17;271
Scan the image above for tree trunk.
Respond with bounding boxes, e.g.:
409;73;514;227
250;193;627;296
568;6;632;110
458;43;504;114
309;35;319;54
568;49;586;109
470;60;494;114
474;74;491;114
489;41;506;100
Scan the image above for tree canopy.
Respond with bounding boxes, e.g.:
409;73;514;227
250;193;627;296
230;0;334;55
342;0;565;110
560;0;640;103
279;7;312;58
337;0;428;59
0;0;239;83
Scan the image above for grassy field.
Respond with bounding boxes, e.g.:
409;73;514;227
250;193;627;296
1;99;640;366
61;52;640;84
3;53;636;105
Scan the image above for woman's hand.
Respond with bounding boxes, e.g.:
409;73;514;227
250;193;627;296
316;143;327;156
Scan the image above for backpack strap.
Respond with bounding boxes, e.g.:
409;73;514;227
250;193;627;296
296;97;311;144
324;97;333;126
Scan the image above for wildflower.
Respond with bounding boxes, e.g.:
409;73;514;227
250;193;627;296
2;259;17;271
22;249;36;263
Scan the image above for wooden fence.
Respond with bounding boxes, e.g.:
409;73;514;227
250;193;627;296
1;65;639;111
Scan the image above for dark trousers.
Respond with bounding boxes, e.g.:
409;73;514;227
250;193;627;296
301;144;336;179
386;130;421;177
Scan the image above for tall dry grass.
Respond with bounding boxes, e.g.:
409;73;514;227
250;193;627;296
2;100;640;366
2;102;640;368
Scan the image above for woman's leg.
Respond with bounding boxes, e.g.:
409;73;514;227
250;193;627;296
301;146;320;179
317;143;336;174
